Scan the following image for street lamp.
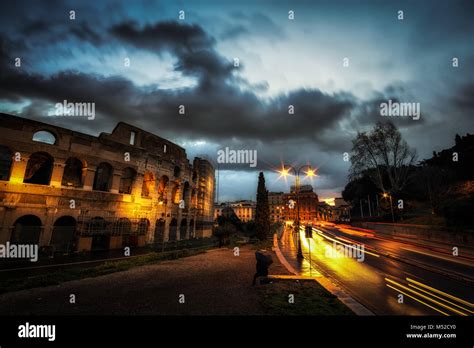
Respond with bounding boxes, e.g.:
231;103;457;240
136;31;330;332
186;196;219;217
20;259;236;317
278;164;316;259
383;192;395;223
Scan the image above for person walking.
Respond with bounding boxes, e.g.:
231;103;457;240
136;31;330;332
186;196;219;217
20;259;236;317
252;250;273;285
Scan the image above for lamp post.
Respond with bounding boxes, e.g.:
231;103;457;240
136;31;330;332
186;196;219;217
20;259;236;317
383;192;395;223
279;165;316;260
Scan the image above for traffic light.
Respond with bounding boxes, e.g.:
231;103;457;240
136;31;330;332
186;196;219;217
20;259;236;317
305;225;312;238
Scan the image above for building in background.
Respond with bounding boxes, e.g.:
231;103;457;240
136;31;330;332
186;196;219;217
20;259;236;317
284;185;320;223
0;113;215;254
214;200;256;222
268;192;285;222
193;157;216;237
318;201;332;221
332;197;351;221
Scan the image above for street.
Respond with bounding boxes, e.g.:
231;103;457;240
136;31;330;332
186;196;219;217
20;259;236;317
279;224;474;315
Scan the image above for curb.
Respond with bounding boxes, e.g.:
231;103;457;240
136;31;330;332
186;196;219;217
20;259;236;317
272;233;375;316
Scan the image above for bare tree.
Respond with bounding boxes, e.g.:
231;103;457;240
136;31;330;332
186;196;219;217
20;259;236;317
417;166;455;214
349;121;417;194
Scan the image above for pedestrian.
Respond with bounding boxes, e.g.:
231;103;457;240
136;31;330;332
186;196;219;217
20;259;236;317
252;250;272;285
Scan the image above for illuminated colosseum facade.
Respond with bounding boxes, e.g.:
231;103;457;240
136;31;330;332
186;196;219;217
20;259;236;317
0;113;215;253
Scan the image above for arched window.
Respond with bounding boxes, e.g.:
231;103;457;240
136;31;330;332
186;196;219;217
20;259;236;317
119;167;136;194
154;218;165;243
137;218;149;235
93;162;113;191
88;217;107;234
51;216;76;253
191;189;197;207
88;217;110;251
180;219;187;240
157;175;169;203
11;215;42;244
114;218;131;235
169;218;178;241
141;171;155;197
116;218;132;247
24;152;54;185
188;219;195;239
173;165;181;178
62;157;85;187
32;130;56;145
0;145;13;181
171;182;180;204
182;181;190;203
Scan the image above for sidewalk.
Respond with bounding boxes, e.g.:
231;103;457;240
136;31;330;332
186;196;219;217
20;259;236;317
274;231;374;315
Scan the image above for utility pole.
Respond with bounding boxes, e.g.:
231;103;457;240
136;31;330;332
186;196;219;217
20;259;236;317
295;174;302;259
278;165;316;260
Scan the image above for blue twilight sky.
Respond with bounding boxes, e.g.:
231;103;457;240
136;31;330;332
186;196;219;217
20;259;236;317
0;0;473;203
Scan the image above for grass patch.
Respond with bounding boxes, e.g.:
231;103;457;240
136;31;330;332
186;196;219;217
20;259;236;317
0;248;207;295
250;238;274;250
257;279;355;315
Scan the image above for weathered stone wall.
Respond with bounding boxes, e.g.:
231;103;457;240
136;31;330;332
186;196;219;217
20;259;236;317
0;113;215;251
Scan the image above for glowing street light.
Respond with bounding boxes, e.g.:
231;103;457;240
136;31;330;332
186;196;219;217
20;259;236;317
382;192;395;223
277;164;317;259
279;167;291;177
305;168;316;177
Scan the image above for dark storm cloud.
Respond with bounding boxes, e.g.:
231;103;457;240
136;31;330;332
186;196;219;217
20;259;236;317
0;19;356;153
21;20;50;36
70;22;105;46
110;21;215;53
1;0;472;201
110;20;233;88
453;82;474;110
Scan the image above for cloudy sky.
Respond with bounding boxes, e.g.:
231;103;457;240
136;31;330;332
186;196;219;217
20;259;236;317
1;0;473;203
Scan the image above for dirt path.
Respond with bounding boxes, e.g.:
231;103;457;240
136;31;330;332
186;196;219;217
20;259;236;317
0;246;289;315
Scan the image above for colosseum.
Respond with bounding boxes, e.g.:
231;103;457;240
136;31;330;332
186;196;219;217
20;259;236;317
0;113;215;254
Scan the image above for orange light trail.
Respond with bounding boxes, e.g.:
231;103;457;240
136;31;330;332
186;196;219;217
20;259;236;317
385;278;468;316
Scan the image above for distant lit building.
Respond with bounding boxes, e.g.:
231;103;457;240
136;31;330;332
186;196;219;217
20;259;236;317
214;200;256;222
269;192;285;222
332;197;351;221
318;201;332;221
284;185;319;223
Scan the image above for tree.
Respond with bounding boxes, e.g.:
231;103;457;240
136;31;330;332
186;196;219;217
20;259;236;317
349;121;417;195
255;172;270;240
415;166;454;214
